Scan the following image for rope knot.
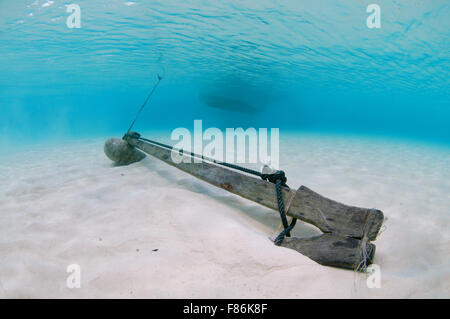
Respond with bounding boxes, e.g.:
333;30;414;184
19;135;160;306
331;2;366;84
261;170;287;185
123;131;141;140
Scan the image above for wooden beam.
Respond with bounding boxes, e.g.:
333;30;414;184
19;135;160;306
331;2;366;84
281;234;375;270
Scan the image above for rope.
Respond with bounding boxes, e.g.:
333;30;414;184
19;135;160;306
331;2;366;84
126;74;163;135
273;179;298;246
135;135;263;177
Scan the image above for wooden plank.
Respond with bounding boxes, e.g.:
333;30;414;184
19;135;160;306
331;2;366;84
289;187;384;240
281;233;376;270
124;135;384;241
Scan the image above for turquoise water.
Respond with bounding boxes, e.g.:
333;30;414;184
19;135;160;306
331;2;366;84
1;0;449;147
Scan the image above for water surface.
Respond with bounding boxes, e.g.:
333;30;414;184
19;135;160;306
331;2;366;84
0;0;449;147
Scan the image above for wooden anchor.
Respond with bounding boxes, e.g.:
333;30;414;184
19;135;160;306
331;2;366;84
104;133;384;270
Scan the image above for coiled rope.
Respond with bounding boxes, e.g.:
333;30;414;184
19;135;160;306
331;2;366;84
273;179;297;245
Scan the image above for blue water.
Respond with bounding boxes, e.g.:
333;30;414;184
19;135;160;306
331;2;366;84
1;0;449;148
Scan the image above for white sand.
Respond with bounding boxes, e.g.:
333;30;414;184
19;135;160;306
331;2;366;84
0;133;449;298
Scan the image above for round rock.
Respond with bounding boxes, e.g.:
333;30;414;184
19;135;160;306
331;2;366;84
104;138;146;165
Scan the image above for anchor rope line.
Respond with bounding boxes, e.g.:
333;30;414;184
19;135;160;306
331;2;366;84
133;134;264;177
126;74;163;135
125;132;298;245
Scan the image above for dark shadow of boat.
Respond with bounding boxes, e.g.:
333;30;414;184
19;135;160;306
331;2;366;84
199;93;259;113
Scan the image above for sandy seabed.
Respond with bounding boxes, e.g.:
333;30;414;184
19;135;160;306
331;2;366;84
0;133;449;298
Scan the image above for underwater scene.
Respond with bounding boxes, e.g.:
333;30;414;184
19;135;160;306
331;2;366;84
0;1;448;299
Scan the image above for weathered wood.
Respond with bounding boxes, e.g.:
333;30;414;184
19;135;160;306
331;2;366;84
289;187;384;240
124;135;384;241
281;234;375;270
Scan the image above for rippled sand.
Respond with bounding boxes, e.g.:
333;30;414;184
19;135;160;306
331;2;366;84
0;134;448;298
